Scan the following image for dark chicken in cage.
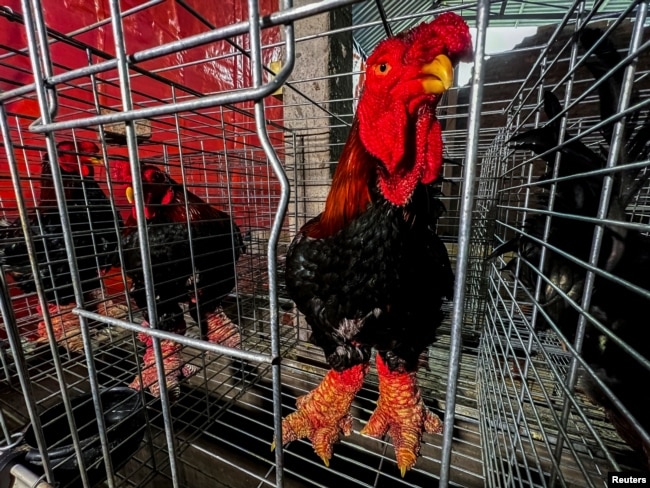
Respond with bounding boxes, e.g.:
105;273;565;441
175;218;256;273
276;12;471;475
0;140;126;353
490;27;650;467
111;161;245;397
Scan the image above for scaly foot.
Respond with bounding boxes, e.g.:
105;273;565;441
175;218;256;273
361;354;442;476
274;363;368;465
96;299;131;320
36;303;83;352
129;324;198;397
204;308;241;349
89;288;131;320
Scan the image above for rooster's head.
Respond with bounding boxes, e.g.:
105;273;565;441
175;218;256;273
54;141;103;177
112;161;176;220
357;12;472;206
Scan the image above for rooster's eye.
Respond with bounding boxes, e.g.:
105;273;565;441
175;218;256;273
374;63;391;76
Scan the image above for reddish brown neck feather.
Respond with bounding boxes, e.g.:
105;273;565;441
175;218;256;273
306;119;376;239
128;181;221;224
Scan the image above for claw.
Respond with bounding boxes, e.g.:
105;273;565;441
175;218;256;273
97;299;130;319
361;354;442;474
36;303;83;352
89;288;132;320
129;333;199;397
276;363;368;464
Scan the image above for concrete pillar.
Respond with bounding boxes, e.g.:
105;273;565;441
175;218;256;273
283;0;353;231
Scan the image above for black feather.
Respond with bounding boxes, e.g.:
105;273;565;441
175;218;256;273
0;151;122;304
497;29;650;465
285;182;453;373
120;166;244;335
508;91;605;168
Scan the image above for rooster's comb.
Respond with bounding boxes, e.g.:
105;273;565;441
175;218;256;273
430;11;473;62
402;12;473;64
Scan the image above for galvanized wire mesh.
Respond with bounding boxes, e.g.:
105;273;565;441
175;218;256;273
0;0;647;487
0;0;483;486
478;2;650;487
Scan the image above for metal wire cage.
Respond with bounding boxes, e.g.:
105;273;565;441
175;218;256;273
477;2;650;487
0;0;647;487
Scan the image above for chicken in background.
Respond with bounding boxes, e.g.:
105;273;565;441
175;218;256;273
274;12;471;475
490;28;650;467
111;161;245;397
491;89;612;318
0;140;125;353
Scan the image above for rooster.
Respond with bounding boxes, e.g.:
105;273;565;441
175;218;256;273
112;162;245;397
491;28;650;467
275;12;471;475
0;140;124;352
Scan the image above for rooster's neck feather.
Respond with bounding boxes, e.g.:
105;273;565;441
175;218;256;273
306;118;377;239
142;183;224;224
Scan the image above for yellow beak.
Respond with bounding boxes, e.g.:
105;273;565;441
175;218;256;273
89;156;104;166
126;186;134;204
421;54;453;95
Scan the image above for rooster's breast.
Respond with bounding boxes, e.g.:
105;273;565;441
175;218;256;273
285;194;453;356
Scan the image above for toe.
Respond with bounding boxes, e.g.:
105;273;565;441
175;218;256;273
312;426;339;464
424;410;443;434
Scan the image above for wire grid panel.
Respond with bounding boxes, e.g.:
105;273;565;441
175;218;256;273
478;2;650;487
0;0;491;487
5;0;628;487
0;0;299;486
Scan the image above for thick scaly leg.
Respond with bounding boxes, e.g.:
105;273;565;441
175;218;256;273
204;307;241;349
128;323;198;397
274;363;368;466
36;303;83;352
361;353;442;476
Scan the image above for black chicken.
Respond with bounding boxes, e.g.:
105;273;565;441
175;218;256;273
490;28;650;467
0;140;123;352
276;13;470;474
113;162;245;397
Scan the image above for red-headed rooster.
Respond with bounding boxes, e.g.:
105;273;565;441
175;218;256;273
112;162;245;397
276;12;472;475
0;141;124;352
